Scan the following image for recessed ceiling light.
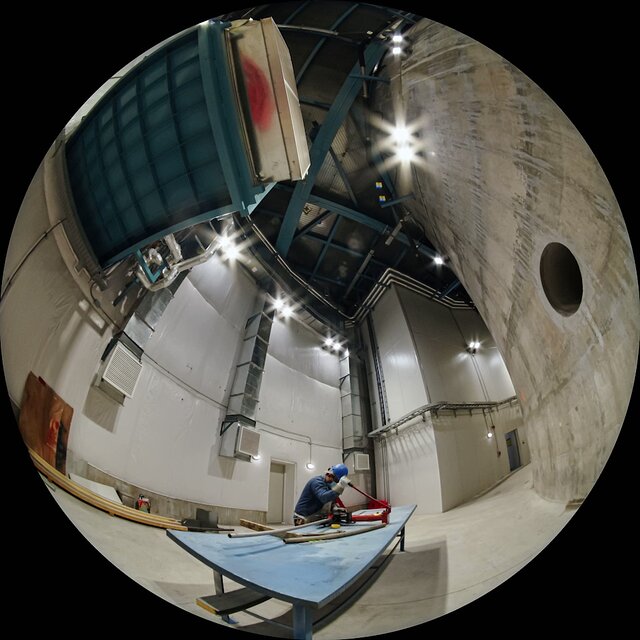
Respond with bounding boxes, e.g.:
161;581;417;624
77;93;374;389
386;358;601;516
434;256;444;265
392;46;402;55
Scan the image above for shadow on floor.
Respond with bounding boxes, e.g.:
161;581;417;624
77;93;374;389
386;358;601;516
159;538;449;638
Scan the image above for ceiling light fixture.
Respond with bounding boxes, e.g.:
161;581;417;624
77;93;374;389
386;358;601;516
392;46;402;55
434;256;444;265
397;145;415;162
392;34;403;43
223;245;240;261
391;125;411;145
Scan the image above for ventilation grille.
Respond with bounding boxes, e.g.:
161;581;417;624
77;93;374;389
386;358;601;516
237;426;261;458
101;342;143;398
354;453;370;472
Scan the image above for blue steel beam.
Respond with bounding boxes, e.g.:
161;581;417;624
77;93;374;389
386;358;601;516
275;35;389;257
302;229;388;267
295;209;333;238
293;3;360;85
328;146;358;205
310;217;341;280
306;193;438;260
297;267;376;288
282;0;311;24
437;278;461;299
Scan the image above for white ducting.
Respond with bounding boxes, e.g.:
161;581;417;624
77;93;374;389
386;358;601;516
136;239;219;292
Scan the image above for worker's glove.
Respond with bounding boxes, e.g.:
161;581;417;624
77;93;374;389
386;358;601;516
333;483;345;495
338;476;351;489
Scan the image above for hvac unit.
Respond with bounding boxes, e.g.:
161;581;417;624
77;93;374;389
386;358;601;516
354;453;371;472
97;341;143;401
219;419;261;462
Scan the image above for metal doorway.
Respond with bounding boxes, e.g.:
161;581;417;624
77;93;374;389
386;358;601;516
505;429;522;472
267;461;296;525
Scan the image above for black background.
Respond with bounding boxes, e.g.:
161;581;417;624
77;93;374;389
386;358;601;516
4;2;636;636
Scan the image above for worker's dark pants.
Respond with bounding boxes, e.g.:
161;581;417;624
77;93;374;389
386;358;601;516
293;502;334;526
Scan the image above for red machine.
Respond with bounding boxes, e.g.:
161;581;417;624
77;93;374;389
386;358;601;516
332;483;391;524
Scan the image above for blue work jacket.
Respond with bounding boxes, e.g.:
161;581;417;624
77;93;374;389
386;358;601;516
294;475;340;516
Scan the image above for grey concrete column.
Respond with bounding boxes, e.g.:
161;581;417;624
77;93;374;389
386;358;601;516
371;19;639;502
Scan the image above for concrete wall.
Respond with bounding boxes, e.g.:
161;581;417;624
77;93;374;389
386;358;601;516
372;19;639;502
1;149;343;522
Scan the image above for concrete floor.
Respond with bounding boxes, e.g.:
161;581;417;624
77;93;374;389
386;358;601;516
31;463;579;638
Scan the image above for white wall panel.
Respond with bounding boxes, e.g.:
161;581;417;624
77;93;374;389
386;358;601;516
268;317;340;387
187;257;258;331
452;308;516;400
380;417;442;514
0;228;110;410
372;287;429;420
257;354;342;445
144;278;242;404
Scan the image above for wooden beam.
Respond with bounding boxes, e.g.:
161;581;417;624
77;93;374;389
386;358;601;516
28;448;187;531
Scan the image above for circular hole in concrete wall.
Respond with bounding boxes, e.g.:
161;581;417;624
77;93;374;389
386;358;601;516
539;243;583;316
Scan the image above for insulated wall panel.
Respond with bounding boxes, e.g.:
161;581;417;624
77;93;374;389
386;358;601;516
267;317;340;388
257;355;342;446
372;286;429;420
144;278;242;404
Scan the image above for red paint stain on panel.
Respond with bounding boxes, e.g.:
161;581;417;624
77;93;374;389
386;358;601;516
241;56;274;131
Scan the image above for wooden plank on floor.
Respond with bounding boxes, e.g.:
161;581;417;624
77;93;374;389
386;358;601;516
239;519;273;532
29;448;188;531
196;588;271;615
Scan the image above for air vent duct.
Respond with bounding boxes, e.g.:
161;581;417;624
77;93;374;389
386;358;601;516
354;453;370;472
97;341;142;402
219;417;261;462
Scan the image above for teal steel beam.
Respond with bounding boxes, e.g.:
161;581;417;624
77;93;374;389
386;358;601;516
348;74;390;83
306;193;438;260
275;35;389;257
294;210;333;238
299;96;332;110
103;202;242;267
293;3;360;85
311;217;341;279
437;278;461;299
328;146;358;205
282;0;312;24
379;193;414;208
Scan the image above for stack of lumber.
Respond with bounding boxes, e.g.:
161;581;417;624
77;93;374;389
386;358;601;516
29;448;187;531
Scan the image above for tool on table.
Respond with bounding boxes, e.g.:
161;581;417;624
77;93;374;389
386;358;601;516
331;480;392;524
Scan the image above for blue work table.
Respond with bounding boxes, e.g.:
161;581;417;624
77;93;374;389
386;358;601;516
167;504;416;638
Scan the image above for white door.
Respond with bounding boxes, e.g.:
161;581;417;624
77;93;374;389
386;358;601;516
268;462;285;524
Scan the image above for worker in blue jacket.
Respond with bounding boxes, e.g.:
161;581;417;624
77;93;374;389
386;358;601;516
294;463;351;525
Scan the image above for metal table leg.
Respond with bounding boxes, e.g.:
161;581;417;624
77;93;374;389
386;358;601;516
213;570;235;624
292;603;313;639
400;525;406;552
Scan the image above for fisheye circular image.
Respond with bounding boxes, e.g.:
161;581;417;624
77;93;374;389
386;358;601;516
3;3;637;638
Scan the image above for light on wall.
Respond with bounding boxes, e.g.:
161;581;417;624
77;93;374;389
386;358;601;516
467;341;481;354
306;462;315;470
